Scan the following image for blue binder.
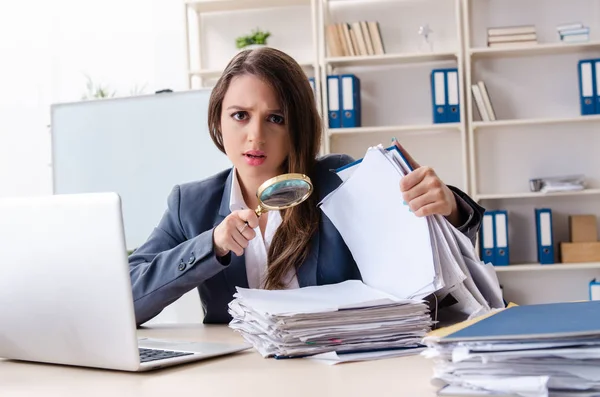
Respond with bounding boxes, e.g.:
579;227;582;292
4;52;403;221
444;68;460;123
480;210;496;265
308;77;316;95
535;208;555;264
590;279;600;301
430;69;446;123
578;59;596;115
340;74;361;128
326;75;342;128
440;300;600;342
494;210;509;266
595;59;600;114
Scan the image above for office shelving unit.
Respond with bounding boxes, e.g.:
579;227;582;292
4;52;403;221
183;0;600;305
318;0;469;192
462;0;600;304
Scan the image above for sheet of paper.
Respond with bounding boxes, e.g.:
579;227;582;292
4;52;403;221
319;147;438;300
232;279;406;316
306;347;425;365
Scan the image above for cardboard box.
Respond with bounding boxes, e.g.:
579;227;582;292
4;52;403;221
560;241;600;263
569;215;598;242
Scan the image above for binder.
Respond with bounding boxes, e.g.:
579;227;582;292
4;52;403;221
595;59;600;114
327;75;341;128
590;279;600;301
440;300;600;343
430;69;446;123
480;210;496;265
535;208;555;265
340;74;361;128
493;210;509;266
445;68;460;123
578;59;596;115
308;77;316;94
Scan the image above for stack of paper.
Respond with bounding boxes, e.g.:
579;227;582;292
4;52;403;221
318;144;504;324
423;301;600;397
228;280;432;359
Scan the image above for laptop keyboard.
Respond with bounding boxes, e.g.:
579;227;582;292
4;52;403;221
139;347;194;363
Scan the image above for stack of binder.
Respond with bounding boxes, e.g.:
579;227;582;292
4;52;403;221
423;300;600;396
327;74;361;128
479;210;510;266
558;22;590;43
228;280;432;359
317;144;504;325
578;58;600;115
431;68;460;123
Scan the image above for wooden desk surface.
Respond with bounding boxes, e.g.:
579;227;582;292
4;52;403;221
0;324;438;397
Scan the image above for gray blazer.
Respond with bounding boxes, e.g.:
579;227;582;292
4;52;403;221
129;154;485;326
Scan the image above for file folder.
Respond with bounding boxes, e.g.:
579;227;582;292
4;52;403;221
340;74;361;128
440;300;600;342
430;69;446;123
308;77;316;95
445;69;460;123
535;208;555;265
578;59;596;115
595;59;600;114
590;279;600;301
480;211;496;265
327;75;342;128
493;210;509;266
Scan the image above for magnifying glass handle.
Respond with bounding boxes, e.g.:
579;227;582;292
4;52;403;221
239;207;262;234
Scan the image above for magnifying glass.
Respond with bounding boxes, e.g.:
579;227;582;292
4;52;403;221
240;173;313;232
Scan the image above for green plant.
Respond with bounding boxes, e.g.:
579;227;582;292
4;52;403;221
81;74;116;100
235;28;271;49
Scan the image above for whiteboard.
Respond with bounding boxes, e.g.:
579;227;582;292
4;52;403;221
50;89;232;250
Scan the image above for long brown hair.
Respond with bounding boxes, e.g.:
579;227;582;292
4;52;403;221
208;47;322;289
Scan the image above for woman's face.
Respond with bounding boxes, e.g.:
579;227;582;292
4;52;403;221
220;73;290;182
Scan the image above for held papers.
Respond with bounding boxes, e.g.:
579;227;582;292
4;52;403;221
228;280;432;359
318;145;504;322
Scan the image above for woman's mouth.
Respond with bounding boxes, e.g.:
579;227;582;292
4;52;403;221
244;151;266;166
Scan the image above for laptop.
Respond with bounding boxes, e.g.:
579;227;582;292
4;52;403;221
0;192;250;371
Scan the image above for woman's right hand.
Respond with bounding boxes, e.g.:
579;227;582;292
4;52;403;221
213;209;259;257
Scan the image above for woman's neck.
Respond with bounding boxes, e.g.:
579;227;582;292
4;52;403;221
236;171;275;211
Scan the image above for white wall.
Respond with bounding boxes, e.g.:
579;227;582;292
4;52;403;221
0;0;187;199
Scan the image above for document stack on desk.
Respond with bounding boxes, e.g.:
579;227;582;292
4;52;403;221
318;144;504;324
228;280;432;360
423;301;600;397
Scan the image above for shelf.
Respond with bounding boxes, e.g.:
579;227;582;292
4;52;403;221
476;188;600;201
472;114;600;129
189;62;315;79
469;40;600;57
495;262;600;272
186;0;310;13
328;123;461;136
325;51;458;68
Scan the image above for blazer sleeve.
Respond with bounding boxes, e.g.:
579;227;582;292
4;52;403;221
128;185;227;326
447;185;486;247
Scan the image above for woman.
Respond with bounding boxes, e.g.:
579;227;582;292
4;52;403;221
128;47;485;326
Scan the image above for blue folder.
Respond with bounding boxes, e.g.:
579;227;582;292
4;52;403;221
535;208;555;265
441;300;600;342
340;74;361;128
578;59;597;115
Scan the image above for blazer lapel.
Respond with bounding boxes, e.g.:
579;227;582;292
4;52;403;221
297;226;320;287
217;169;249;290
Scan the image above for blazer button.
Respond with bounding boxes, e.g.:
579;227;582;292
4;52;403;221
188;253;196;265
178;261;186;271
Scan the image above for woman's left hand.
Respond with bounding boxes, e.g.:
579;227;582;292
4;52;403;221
394;141;462;227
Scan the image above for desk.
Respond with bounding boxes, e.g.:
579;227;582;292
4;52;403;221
0;324;438;397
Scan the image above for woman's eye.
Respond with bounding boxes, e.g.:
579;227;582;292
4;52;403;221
232;111;248;121
268;114;285;124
